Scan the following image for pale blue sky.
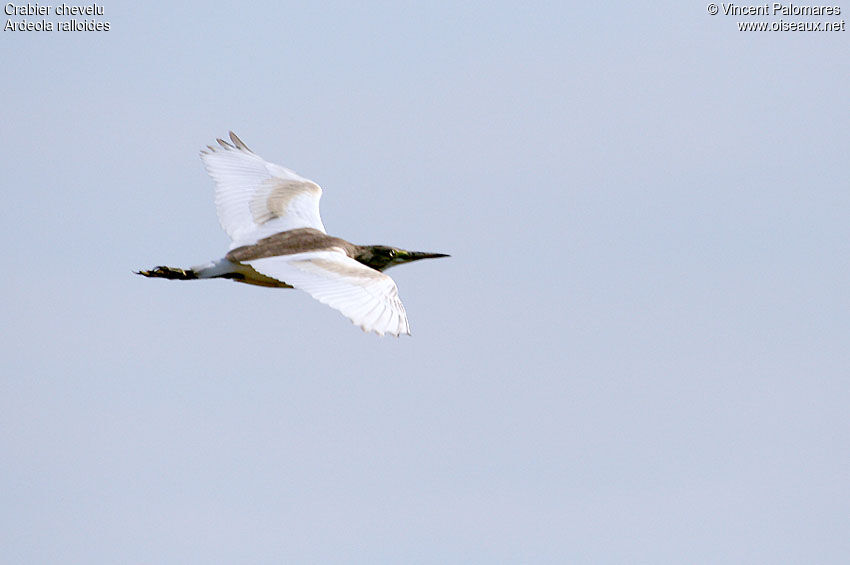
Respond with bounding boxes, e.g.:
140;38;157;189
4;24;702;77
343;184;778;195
2;2;849;563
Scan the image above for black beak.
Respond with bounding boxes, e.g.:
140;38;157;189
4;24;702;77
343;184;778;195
406;251;450;261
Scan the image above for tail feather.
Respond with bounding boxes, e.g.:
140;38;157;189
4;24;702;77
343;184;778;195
135;266;198;280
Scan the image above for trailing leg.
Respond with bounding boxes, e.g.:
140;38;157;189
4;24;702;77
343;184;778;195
135;266;198;280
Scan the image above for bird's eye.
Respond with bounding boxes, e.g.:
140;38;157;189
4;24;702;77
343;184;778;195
388;250;397;257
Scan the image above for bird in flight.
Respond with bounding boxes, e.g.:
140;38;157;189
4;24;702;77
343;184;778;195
137;132;448;336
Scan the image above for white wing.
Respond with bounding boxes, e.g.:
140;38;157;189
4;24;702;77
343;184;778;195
247;250;411;337
200;132;326;248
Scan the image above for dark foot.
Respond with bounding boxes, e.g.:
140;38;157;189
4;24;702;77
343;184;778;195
135;266;197;280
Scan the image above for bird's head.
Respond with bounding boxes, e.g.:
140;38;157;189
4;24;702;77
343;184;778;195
355;245;449;272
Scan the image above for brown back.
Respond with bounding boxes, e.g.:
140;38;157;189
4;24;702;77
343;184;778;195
226;228;360;262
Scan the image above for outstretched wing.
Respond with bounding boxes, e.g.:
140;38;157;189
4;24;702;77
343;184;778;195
246;250;411;337
200;132;326;247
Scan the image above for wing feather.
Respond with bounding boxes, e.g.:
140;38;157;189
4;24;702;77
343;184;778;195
200;132;325;247
246;250;411;336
